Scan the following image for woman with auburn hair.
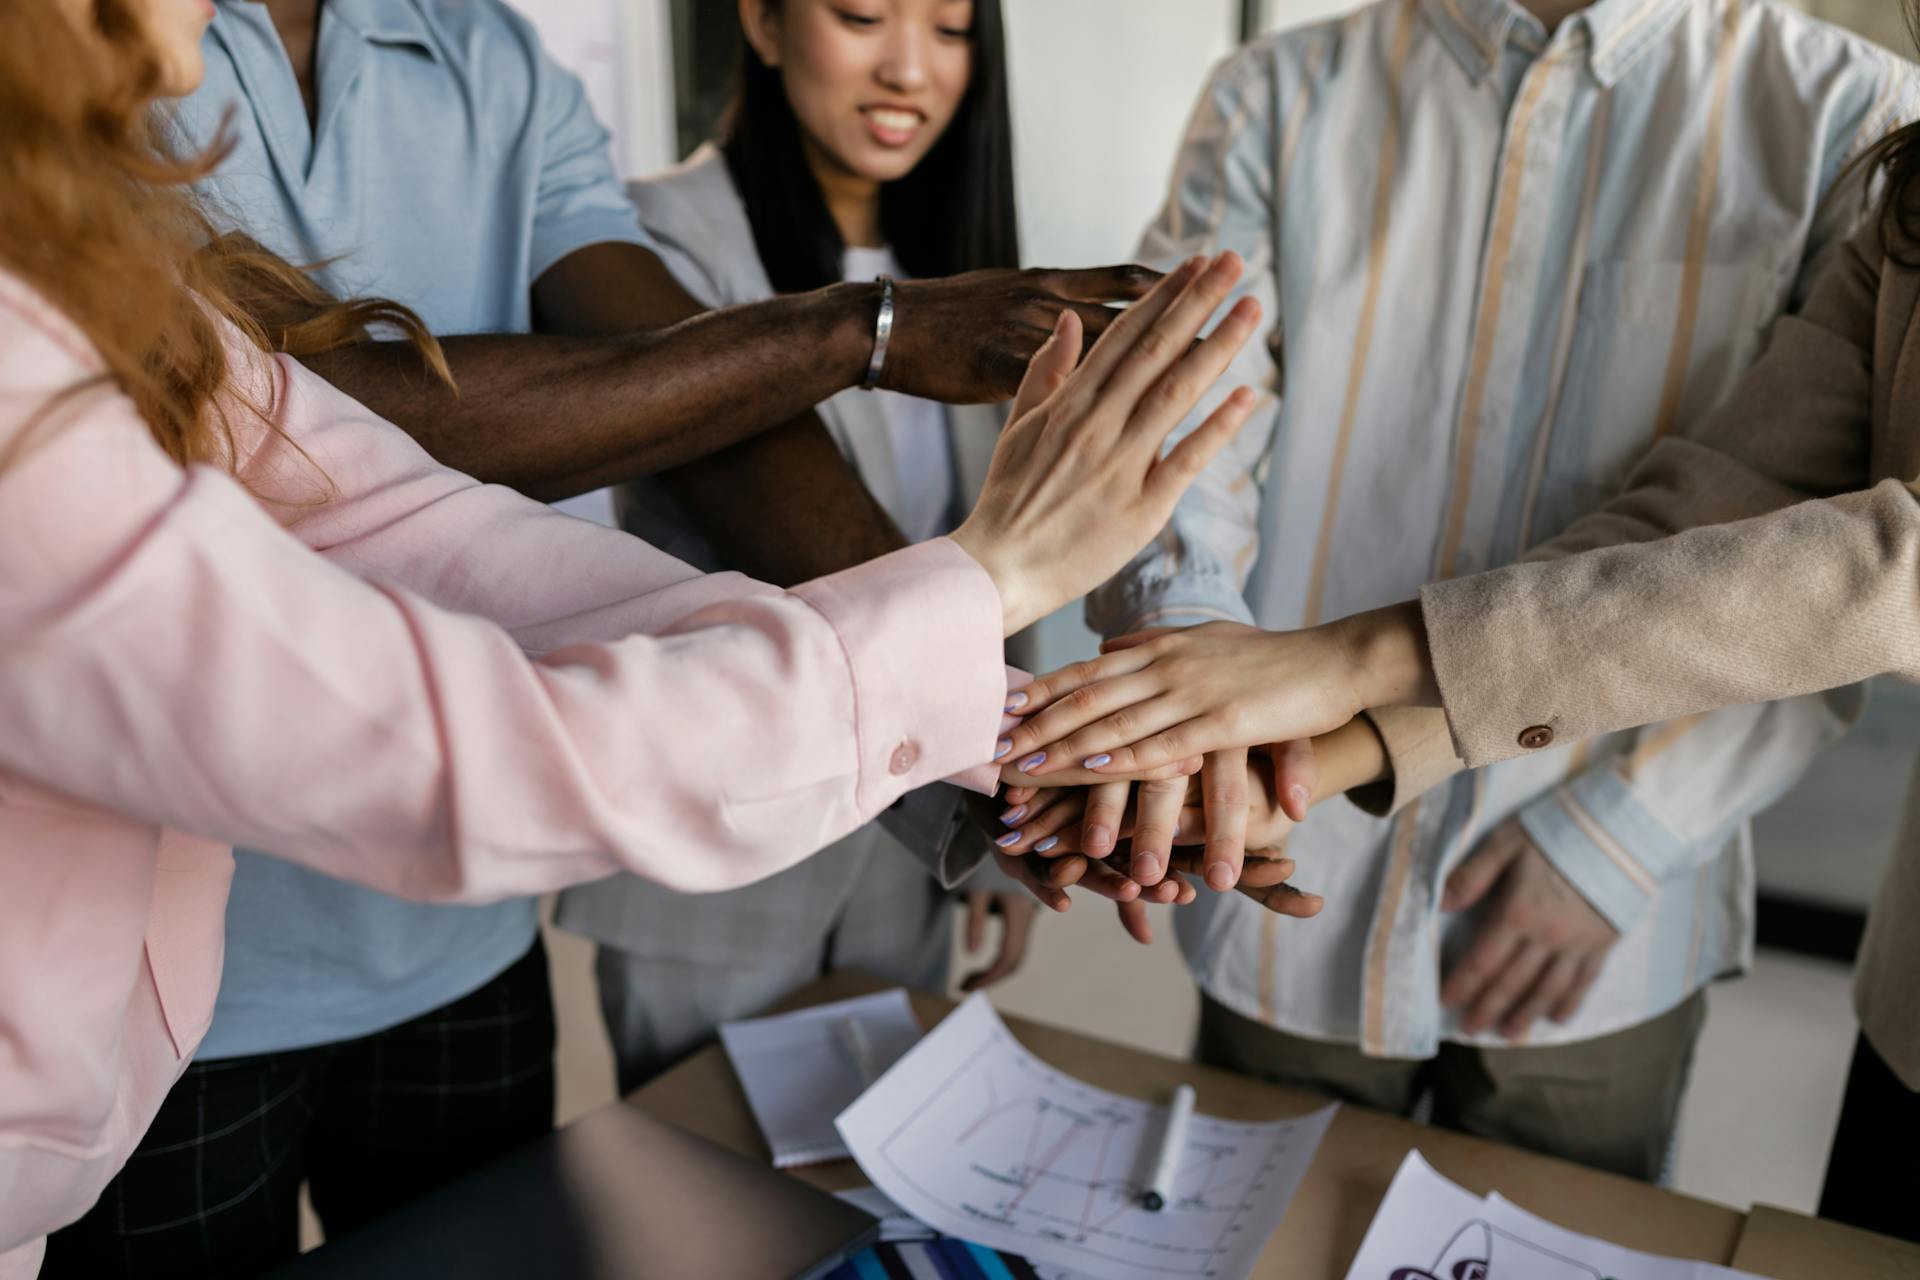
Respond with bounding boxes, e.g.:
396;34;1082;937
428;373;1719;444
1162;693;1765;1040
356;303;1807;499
0;0;1267;1269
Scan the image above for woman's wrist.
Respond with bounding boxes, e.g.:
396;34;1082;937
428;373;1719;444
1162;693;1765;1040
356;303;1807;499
946;526;1035;639
1308;716;1390;801
815;280;890;392
1326;601;1437;712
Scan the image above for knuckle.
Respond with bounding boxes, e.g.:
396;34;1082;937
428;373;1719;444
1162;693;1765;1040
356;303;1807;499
1153;370;1199;412
1133;329;1175;365
1067;658;1104;686
1062;685;1103;717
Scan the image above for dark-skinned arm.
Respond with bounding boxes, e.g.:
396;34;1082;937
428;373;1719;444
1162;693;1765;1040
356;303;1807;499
295;242;1156;578
527;243;902;584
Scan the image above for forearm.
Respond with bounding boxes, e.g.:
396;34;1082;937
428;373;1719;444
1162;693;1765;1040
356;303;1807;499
1312;715;1389;799
1423;479;1920;769
296;286;878;501
657;419;908;586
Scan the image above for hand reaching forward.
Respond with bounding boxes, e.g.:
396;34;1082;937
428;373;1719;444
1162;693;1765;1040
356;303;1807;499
957;890;1039;993
998;605;1435;773
990;737;1350;940
884;265;1162;404
951;254;1262;637
1441;820;1620;1038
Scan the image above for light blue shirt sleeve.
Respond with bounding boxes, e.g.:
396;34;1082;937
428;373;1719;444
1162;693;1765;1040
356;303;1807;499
523;26;654;283
1087;50;1281;639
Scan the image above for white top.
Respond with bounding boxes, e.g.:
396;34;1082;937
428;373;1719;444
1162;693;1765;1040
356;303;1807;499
844;245;956;544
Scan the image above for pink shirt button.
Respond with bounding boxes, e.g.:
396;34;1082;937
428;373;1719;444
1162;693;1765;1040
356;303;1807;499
890;741;921;776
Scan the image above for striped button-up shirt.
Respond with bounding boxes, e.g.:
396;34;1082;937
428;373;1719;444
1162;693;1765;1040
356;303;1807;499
1092;0;1912;1058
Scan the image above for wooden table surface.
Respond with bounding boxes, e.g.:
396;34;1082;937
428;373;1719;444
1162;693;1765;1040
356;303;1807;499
630;972;1758;1279
1730;1206;1920;1279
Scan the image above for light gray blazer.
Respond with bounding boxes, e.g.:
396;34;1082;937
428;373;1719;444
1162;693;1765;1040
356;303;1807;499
608;143;1005;573
555;144;1014;964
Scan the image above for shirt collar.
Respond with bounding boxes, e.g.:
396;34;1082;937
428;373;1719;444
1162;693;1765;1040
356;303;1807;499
326;0;439;59
1576;0;1689;87
218;0;440;62
1424;0;1688;89
1424;0;1545;82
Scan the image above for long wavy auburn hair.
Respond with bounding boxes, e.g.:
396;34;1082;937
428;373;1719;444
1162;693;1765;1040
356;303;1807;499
0;1;449;474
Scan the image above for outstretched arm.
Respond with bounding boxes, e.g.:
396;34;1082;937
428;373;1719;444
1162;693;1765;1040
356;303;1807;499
295;244;1157;499
302;242;1152;584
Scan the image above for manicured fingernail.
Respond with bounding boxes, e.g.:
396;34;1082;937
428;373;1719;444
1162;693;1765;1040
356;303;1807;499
1290;785;1310;810
1005;691;1029;711
1207;863;1234;891
993;739;1012;761
1085;824;1112;852
996;831;1021;848
1083;754;1112;769
1000;805;1027;826
1019;753;1047;773
1135;853;1163;882
1034;836;1060;853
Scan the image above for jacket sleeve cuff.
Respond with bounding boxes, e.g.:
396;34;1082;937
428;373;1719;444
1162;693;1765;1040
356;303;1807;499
791;538;1007;816
1087;570;1258;639
1513;764;1686;935
1347;707;1466;818
1115;601;1258;632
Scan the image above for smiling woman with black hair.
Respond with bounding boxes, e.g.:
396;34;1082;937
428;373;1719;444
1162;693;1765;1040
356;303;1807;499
555;0;1047;1093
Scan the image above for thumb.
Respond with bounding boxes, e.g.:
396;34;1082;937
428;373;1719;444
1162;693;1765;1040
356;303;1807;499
1009;309;1082;423
1443;829;1520;913
1269;739;1319;823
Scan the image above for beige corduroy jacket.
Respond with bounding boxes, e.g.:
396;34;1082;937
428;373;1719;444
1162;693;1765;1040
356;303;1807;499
1368;210;1920;1088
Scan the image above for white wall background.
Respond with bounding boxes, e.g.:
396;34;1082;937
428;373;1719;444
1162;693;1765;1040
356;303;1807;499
1001;0;1239;268
1258;0;1365;33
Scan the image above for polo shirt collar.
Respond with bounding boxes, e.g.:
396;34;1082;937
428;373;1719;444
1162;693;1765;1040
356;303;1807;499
321;0;440;61
214;0;440;62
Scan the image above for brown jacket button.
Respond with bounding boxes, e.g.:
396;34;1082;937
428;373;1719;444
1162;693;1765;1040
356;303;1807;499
1518;725;1555;750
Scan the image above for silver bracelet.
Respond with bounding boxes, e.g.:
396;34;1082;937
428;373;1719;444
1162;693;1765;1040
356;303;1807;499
862;275;895;391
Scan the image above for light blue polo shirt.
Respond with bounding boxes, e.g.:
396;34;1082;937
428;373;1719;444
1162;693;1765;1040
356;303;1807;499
176;0;655;1058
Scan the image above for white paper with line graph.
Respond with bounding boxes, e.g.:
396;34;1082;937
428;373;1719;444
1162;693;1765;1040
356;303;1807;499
1341;1151;1761;1280
836;994;1336;1280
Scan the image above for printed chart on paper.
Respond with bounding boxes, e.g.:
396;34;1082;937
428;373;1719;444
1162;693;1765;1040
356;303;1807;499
837;994;1336;1280
1343;1151;1764;1280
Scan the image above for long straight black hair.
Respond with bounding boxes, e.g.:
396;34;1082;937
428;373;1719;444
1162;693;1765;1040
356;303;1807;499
1869;1;1920;265
719;0;1021;295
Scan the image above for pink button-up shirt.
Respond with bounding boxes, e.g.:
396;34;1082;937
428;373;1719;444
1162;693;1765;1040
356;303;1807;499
0;269;1008;1274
